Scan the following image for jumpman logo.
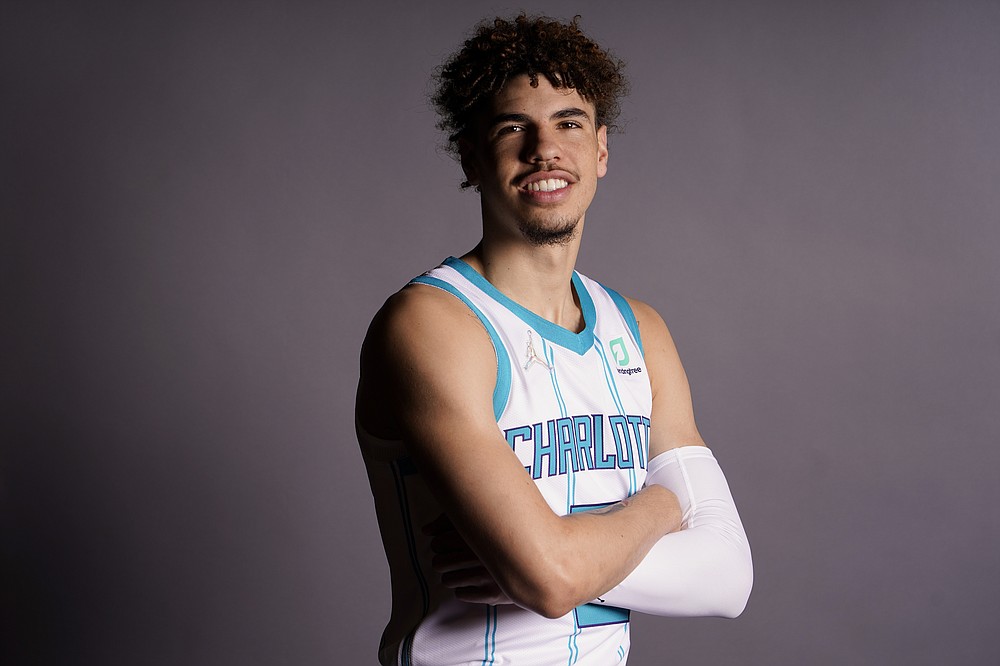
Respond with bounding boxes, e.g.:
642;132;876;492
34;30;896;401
523;330;551;371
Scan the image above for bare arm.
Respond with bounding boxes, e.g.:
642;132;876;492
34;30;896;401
630;298;706;458
357;285;681;619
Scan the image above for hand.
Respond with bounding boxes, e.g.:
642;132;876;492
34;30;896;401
424;514;515;605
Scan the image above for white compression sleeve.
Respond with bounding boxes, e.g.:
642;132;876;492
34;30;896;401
596;446;753;617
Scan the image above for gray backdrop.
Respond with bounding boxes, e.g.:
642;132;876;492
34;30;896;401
4;0;999;664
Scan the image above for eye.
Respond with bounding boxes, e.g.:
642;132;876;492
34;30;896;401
497;124;525;135
559;120;583;129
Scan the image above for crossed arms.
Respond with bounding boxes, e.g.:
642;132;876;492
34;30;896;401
356;283;751;619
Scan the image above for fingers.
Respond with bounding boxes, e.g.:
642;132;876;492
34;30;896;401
421;513;513;605
423;513;472;560
428;530;469;555
438;566;513;604
431;549;480;574
445;569;515;606
454;582;514;606
424;513;479;577
421;513;454;537
440;564;495;589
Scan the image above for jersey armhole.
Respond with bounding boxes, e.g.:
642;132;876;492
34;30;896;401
409;275;512;420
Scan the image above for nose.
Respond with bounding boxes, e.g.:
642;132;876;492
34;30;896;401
523;125;560;164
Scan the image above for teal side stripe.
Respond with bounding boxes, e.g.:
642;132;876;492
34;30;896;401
600;284;644;357
481;604;497;665
542;342;569;419
542;340;575;513
489;605;498;664
411;275;512;420
539;340;579;666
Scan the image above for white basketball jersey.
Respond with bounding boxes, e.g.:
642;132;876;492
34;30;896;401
360;257;651;665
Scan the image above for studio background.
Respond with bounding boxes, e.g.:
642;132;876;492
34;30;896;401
4;1;998;664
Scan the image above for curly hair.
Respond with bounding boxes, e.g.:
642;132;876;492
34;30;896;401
432;14;628;157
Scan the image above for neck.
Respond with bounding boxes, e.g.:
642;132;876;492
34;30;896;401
460;224;585;332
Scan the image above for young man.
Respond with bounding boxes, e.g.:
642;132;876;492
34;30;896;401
357;15;752;665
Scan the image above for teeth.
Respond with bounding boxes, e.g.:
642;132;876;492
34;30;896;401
526;178;569;192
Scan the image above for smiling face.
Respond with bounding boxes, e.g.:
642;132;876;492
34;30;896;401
460;74;609;246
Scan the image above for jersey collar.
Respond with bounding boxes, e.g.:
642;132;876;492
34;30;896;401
444;256;596;355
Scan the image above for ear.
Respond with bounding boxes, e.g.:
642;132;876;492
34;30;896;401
596;125;609;179
458;135;479;187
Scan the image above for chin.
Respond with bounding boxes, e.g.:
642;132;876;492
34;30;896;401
517;219;579;246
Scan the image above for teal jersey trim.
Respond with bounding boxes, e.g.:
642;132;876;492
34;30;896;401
599;284;644;357
570;501;632;629
481;604;498;665
410;275;512;420
444;257;596;355
541;340;574;513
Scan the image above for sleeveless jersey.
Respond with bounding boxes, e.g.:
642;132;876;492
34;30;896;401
359;256;652;666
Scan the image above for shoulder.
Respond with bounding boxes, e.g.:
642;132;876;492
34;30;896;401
619;296;671;349
365;281;489;351
619;295;679;377
357;281;497;437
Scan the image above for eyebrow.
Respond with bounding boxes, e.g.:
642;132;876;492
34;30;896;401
487;107;593;130
552;107;592;121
